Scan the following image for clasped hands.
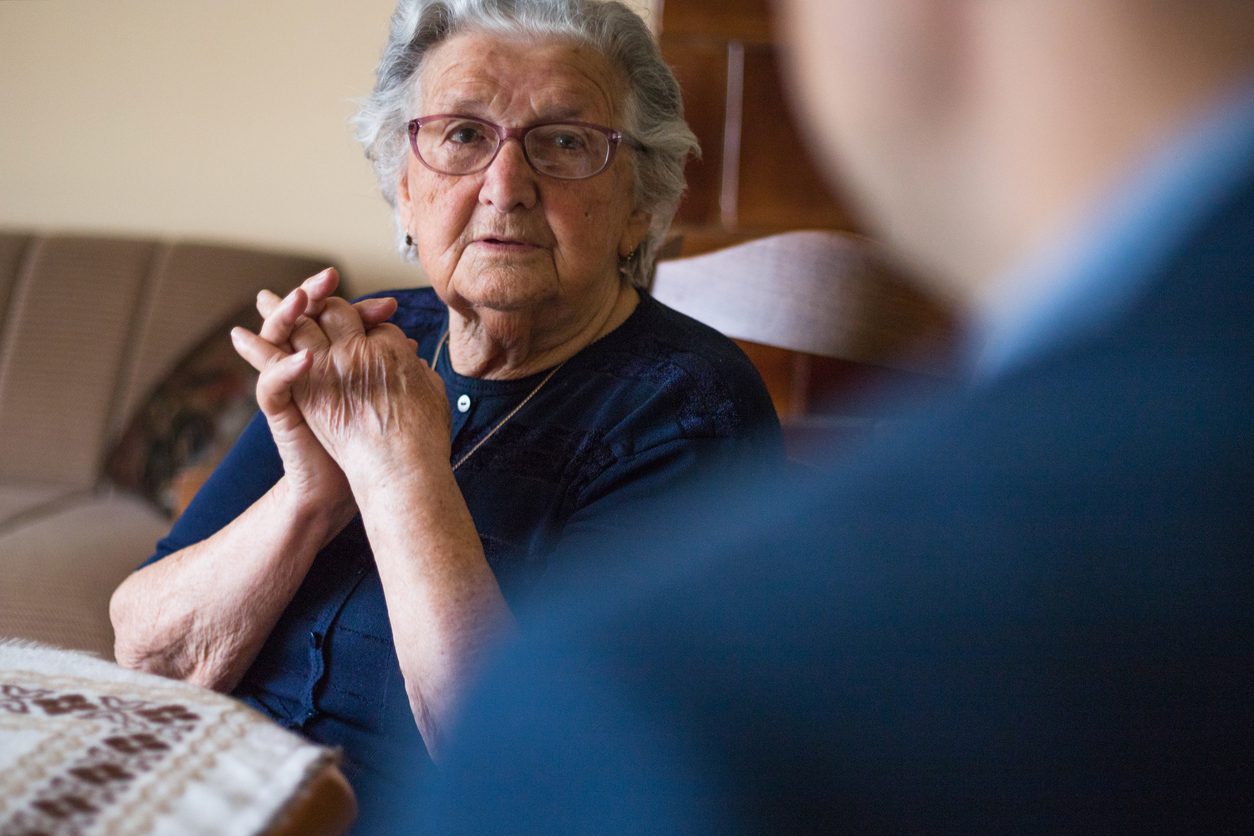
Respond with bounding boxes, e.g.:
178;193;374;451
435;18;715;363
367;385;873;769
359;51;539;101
230;268;451;515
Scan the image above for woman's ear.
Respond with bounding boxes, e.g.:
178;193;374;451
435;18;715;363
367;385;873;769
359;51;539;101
619;208;652;257
396;169;415;233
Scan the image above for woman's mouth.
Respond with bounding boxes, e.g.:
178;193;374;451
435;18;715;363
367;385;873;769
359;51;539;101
476;237;539;251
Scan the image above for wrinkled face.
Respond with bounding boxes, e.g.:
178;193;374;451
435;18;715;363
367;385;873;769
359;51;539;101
397;31;651;317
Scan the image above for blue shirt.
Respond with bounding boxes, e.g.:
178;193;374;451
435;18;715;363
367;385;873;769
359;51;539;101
144;288;781;825
976;77;1254;379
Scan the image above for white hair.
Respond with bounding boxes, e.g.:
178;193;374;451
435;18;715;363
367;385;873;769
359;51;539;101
352;0;699;286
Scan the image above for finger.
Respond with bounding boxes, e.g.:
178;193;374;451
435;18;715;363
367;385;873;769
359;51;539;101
231;325;293;374
257;287;307;347
355;296;398;328
259;287;331;352
365;321;409;344
255;349;312;418
299;267;340;318
318;296;367;342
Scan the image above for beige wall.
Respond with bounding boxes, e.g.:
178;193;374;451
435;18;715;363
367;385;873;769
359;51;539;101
0;0;656;296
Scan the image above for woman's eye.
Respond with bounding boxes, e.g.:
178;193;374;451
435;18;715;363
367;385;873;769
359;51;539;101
550;132;586;152
447;125;486;144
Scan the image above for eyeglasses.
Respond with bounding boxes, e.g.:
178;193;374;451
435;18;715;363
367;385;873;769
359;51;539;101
406;114;645;180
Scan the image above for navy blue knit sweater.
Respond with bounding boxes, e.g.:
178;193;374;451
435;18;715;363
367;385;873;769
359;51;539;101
145;288;781;825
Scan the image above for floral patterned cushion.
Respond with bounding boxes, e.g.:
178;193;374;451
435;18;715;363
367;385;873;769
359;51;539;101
105;305;259;518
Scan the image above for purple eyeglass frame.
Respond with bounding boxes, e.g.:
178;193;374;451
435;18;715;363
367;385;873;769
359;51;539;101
406;114;645;180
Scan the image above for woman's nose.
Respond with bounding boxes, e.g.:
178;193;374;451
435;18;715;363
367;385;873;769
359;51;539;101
478;139;539;212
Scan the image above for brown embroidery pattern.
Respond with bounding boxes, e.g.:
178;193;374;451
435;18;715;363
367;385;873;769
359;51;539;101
0;681;199;835
1;645;338;836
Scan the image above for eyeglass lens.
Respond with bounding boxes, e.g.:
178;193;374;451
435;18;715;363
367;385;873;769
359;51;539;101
415;117;613;179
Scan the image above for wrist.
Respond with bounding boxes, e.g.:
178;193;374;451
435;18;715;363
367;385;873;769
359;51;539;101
273;475;357;537
343;443;449;507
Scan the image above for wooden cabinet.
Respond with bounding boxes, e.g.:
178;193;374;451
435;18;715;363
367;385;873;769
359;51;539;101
658;0;855;250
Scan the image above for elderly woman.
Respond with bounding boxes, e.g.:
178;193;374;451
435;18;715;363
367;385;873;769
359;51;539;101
111;0;780;822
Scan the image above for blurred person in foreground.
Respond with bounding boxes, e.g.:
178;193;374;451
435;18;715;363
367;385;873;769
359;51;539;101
420;0;1254;830
109;0;780;827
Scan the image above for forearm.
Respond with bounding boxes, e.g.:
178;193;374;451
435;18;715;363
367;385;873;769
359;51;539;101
351;461;516;761
110;476;351;692
241;291;506;754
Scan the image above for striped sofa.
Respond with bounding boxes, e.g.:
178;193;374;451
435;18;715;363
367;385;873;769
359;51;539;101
0;232;330;658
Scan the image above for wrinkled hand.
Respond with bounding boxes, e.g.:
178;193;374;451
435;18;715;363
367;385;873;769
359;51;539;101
230;268;403;512
233;272;450;498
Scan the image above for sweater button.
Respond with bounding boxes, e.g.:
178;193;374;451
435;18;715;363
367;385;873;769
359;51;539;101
457;394;471;413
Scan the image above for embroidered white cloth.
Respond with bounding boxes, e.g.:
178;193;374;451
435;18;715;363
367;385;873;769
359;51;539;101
0;640;339;835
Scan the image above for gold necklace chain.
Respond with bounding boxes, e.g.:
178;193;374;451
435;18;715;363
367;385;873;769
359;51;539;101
431;330;567;471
